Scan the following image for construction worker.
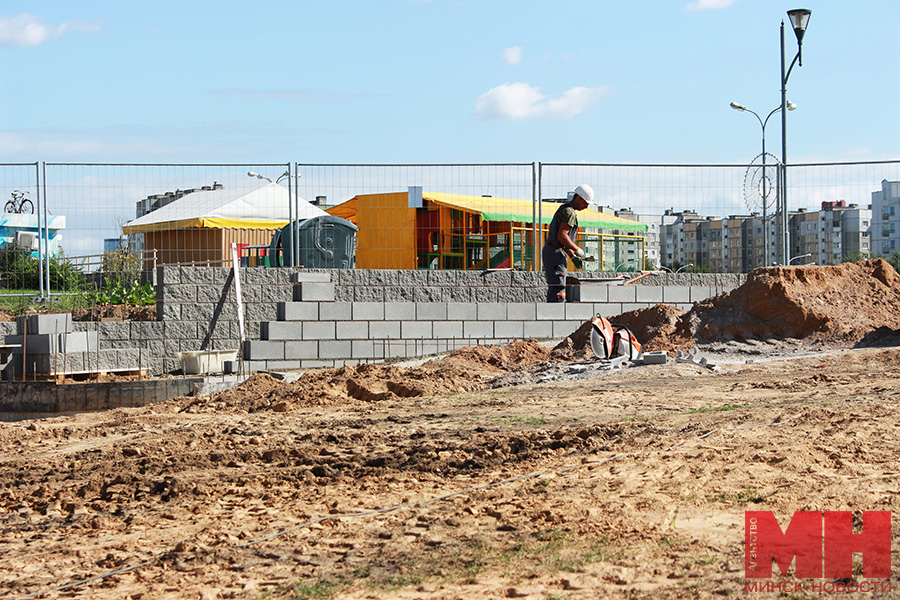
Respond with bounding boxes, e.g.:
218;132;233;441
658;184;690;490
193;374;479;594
541;184;593;302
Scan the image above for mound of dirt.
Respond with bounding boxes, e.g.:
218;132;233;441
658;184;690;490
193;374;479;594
182;342;551;414
682;259;900;347
71;304;157;322
554;260;900;356
445;339;551;369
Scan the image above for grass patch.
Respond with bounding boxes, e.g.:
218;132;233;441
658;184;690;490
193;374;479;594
706;486;764;504
260;579;336;599
500;416;548;426
688;403;740;414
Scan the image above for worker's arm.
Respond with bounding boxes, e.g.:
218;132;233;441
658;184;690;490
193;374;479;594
557;223;583;256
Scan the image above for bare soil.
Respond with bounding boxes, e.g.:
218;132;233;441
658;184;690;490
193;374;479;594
2;261;900;600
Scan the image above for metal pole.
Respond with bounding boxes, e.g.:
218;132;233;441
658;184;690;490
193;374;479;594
780;21;789;265
287;163;294;268
36;162;44;299
536;163;543;272
531;162;537;271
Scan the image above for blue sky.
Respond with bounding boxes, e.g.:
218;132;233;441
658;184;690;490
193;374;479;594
1;0;898;165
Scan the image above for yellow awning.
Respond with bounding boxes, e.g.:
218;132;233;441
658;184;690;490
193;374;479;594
423;192;647;232
124;217;288;233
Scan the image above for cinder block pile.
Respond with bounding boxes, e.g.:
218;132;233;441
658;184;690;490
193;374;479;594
2;314;142;380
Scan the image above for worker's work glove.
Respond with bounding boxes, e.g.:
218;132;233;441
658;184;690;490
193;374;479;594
574;247;586;258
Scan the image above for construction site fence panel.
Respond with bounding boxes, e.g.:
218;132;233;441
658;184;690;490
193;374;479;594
0;160;898;302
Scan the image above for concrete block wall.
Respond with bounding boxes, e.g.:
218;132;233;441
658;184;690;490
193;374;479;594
0;267;743;377
237;272;739;371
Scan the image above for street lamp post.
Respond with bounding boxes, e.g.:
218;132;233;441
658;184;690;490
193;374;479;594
730;101;796;267
789;253;812;265
676;263;693;273
780;8;812;265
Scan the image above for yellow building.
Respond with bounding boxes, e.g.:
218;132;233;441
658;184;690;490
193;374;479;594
327;189;647;271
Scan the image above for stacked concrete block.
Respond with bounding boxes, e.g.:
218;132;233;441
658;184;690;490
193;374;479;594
2;314;148;380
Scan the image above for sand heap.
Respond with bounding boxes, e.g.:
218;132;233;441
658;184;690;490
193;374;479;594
558;259;900;355
680;259;900;347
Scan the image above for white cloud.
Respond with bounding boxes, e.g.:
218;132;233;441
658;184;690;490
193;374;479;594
475;82;610;120
503;46;522;66
0;13;101;47
684;0;734;11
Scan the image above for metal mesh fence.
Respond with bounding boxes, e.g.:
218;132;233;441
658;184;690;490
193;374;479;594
0;160;898;302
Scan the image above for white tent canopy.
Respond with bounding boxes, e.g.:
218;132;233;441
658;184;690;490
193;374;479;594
123;182;328;233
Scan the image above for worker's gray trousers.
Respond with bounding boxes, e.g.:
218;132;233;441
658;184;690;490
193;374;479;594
541;245;568;303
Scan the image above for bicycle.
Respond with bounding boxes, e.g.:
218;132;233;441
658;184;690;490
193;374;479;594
5;190;34;214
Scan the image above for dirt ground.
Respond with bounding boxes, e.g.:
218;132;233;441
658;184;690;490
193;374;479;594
2;260;900;600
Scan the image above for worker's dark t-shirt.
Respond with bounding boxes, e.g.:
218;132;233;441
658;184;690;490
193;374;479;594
547;202;579;247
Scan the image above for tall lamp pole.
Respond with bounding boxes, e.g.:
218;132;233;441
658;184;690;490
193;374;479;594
780;8;812;265
730;101;796;267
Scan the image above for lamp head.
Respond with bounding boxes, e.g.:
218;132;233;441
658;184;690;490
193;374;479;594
786;101;797;111
730;102;747;112
787;9;811;44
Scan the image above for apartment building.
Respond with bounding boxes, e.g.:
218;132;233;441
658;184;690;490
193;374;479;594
817;201;871;265
871;179;900;256
789;208;819;264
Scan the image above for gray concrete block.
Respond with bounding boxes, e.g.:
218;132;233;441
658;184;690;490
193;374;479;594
553;321;581;338
523;321;554;339
477;303;506;321
564;304;594;321
416;302;448;321
608;286;637;303
301;359;335;368
336;321;369;340
433;321;463;339
180;267;212;284
578;284;609;302
370;321;401;339
635;286;664;304
690;286;715;302
354;286;385;302
593;303;623;317
284;340;318;360
472;287;498;302
302;321;336;340
319;302;353;321
413;286;444;302
463;321;493;338
536;303;566;320
494;321;525;339
507;303;537;321
384;302;415;320
263;321;303;340
352;302;385;321
447;302;477;320
16;313;73;335
262;360;303;370
620;303;646;313
445;285;473;302
164;321;199;340
279;302;319;321
319;340;352;359
401;321;433;339
295;282;335;302
290;272;332;283
351;340;376;359
244;340;285;360
662;286;691;304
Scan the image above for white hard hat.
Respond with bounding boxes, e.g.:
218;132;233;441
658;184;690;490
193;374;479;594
574;184;594;204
